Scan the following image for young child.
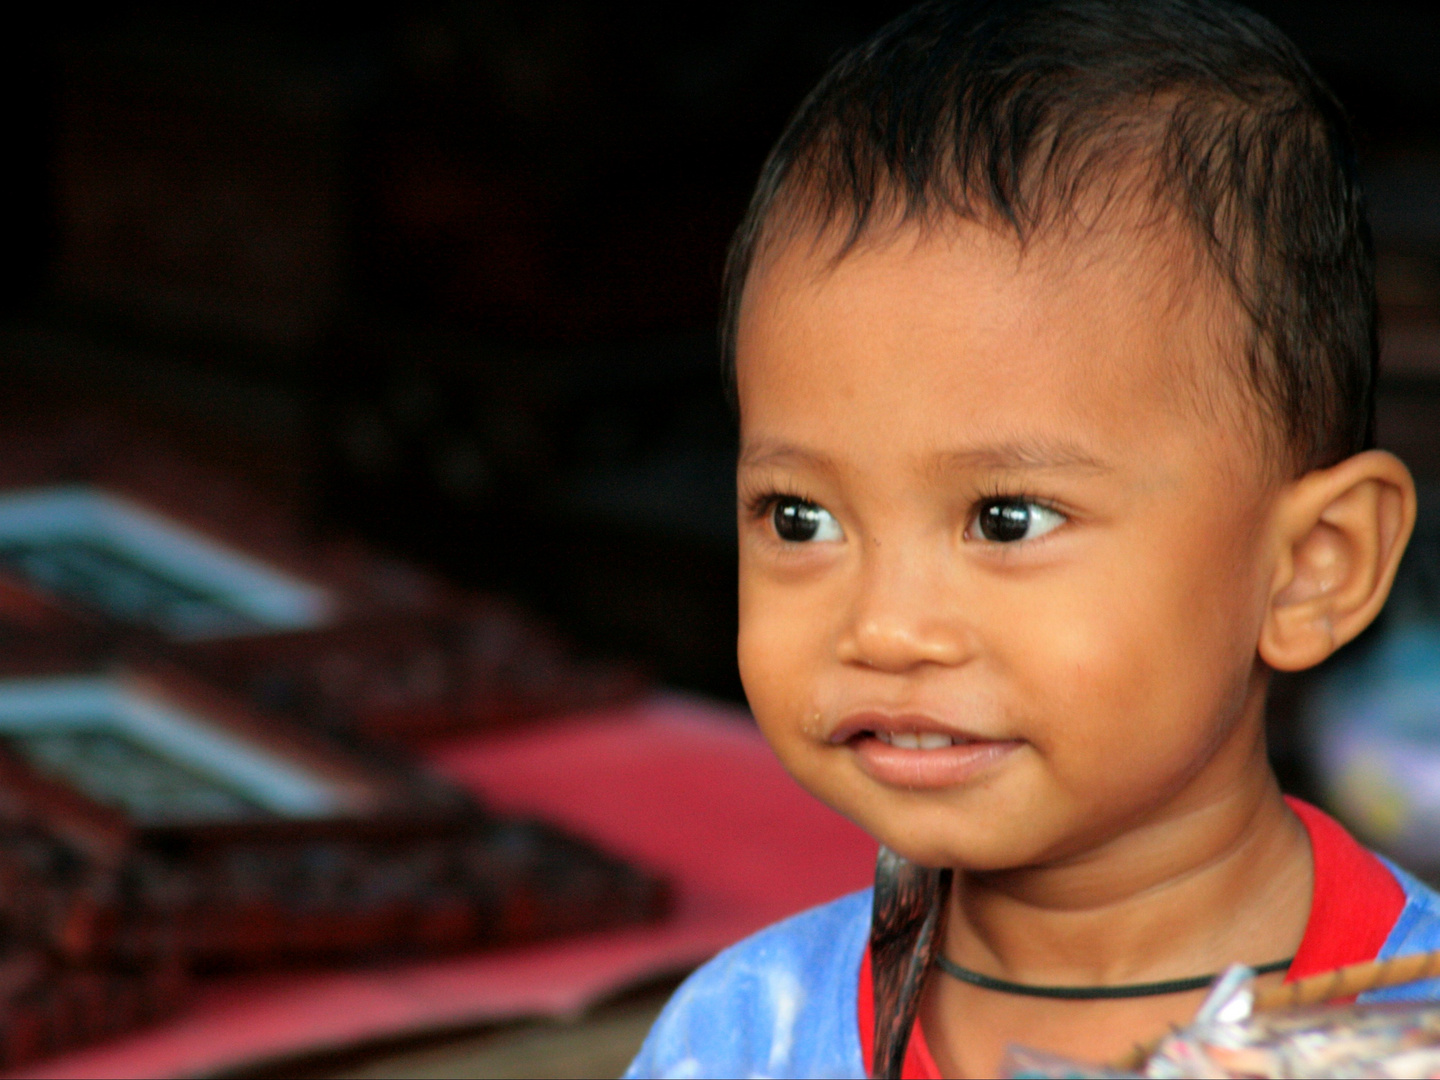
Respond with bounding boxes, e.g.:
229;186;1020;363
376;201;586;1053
626;1;1440;1076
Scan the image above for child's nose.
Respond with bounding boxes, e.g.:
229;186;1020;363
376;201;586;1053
834;554;973;672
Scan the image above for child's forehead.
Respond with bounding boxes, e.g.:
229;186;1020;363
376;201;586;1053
736;213;1269;477
749;192;1214;321
744;213;1227;387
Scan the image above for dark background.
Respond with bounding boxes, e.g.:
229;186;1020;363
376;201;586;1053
1;0;1439;709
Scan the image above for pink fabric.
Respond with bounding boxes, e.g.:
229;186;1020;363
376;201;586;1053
20;694;877;1080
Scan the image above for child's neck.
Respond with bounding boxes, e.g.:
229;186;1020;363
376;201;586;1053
921;734;1313;1076
955;773;1306;978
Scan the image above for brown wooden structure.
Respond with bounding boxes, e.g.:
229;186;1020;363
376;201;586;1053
0;662;667;1066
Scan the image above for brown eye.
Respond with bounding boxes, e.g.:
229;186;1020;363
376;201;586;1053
772;499;842;543
975;499;1064;543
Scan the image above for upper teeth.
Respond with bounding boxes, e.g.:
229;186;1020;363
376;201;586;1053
878;732;954;749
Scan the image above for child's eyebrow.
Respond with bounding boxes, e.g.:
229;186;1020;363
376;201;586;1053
737;442;838;472
931;441;1113;475
738;440;1111;475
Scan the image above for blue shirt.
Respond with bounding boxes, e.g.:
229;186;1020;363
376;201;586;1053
625;862;1440;1079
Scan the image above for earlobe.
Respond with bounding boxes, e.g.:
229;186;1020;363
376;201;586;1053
1259;451;1416;672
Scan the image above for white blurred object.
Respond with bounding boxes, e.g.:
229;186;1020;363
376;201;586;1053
0;486;334;638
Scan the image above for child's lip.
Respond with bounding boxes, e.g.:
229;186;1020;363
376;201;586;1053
853;735;1023;788
827;710;997;745
829;711;1024;788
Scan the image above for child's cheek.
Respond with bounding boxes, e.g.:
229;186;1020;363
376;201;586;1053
1013;539;1260;805
736;575;823;748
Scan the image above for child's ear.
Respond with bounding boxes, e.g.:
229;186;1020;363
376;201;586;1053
1260;450;1417;672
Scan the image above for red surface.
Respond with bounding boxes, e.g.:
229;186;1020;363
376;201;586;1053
20;694;876;1080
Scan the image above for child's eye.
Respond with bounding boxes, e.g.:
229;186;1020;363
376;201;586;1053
972;498;1065;543
771;498;844;543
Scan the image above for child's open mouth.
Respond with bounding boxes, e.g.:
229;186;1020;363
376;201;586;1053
834;713;1024;789
873;731;963;749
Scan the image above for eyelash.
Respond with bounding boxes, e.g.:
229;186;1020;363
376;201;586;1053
743;485;818;521
971;484;1061;515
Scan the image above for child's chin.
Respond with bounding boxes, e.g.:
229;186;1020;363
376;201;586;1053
853;798;1057;873
868;829;1042;874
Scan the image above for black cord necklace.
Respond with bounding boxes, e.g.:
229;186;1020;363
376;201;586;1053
934;955;1293;1000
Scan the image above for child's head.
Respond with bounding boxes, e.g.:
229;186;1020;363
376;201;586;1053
730;0;1416;874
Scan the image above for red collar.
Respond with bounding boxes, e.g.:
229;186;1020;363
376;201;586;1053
856;797;1405;1079
1282;796;1406;981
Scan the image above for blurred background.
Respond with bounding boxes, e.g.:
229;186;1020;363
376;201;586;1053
0;1;1439;1076
0;0;1438;700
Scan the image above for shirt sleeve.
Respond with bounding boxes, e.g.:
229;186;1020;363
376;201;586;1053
1363;857;1440;1005
625;890;873;1079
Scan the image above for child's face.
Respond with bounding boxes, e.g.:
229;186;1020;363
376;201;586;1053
734;217;1283;872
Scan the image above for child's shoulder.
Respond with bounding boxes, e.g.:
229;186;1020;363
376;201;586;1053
624;888;872;1079
1366;858;1440;1004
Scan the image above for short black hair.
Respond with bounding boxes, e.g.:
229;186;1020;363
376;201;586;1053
722;0;1375;474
